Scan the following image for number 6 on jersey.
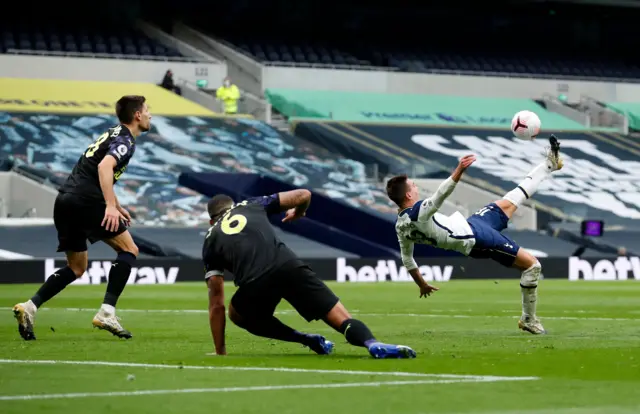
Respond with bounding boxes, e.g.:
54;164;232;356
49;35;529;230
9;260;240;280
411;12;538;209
221;212;247;235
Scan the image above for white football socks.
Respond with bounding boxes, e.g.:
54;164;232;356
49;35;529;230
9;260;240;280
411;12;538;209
503;162;550;207
520;261;541;319
100;304;116;316
521;286;538;319
25;300;37;313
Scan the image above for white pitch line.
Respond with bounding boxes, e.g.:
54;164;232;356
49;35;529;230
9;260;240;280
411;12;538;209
3;307;637;322
0;377;527;401
0;359;539;381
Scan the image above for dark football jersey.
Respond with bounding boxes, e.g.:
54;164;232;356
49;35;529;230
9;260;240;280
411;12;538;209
59;125;136;202
202;194;303;287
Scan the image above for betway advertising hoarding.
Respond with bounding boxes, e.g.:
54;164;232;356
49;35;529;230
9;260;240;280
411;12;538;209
1;256;639;284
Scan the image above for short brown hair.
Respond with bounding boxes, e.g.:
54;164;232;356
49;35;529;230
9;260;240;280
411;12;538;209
115;95;146;124
386;174;409;206
207;194;234;220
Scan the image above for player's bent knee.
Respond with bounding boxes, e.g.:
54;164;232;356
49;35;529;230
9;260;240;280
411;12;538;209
66;251;88;278
105;231;139;256
126;244;139;257
520;260;541;288
494;199;516;218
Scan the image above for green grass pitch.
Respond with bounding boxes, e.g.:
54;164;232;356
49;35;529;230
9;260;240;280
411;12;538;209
1;280;639;414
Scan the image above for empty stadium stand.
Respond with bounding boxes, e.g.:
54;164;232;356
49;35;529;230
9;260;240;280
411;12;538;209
267;89;587;129
180;1;640;80
1;26;182;59
226;36;374;68
1;8;184;60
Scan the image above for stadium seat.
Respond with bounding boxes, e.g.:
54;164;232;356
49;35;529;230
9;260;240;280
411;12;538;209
0;23;186;59
95;43;107;54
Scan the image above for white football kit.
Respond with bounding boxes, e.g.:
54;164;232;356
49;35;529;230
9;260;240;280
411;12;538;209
392;138;564;336
395;177;476;271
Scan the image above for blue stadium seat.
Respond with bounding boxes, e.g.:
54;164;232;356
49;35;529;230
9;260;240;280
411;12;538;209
95;43;107;54
0;23;185;59
124;44;137;55
4;39;16;50
110;43;122;54
64;41;78;52
80;42;92;53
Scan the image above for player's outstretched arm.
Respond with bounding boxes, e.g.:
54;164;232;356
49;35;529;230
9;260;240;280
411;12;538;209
400;239;439;298
207;276;227;355
419;154;476;219
279;189;311;223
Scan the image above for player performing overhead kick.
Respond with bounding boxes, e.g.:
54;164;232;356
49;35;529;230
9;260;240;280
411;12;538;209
386;136;564;335
203;190;416;358
13;96;151;341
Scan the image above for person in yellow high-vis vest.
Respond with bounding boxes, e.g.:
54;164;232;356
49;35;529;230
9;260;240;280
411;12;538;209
216;77;241;114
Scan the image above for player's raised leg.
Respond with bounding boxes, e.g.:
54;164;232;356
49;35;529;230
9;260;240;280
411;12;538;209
476;135;563;334
501;135;563;217
496;135;561;335
92;230;139;339
13;251;87;341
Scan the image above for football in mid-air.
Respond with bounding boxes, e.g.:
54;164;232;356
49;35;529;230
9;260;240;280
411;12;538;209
511;110;541;140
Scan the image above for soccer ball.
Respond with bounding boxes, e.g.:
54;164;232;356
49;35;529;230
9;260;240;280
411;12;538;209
511;110;541;140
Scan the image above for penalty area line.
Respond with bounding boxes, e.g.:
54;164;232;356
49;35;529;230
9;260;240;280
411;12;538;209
0;377;536;401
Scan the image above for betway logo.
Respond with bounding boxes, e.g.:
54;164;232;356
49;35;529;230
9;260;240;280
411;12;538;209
44;259;179;285
569;256;640;281
336;258;452;283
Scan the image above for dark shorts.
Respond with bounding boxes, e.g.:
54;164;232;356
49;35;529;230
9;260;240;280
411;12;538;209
53;192;127;253
231;264;340;323
466;203;520;267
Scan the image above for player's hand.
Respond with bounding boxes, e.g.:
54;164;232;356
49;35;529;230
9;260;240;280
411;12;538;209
282;208;305;223
458;154;476;171
118;206;132;226
419;283;439;298
102;205;122;232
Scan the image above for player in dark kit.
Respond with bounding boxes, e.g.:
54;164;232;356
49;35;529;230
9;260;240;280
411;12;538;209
203;189;416;358
12;95;151;341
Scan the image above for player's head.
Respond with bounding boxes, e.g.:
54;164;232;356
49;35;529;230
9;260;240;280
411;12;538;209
386;174;419;208
116;95;152;133
207;194;234;224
